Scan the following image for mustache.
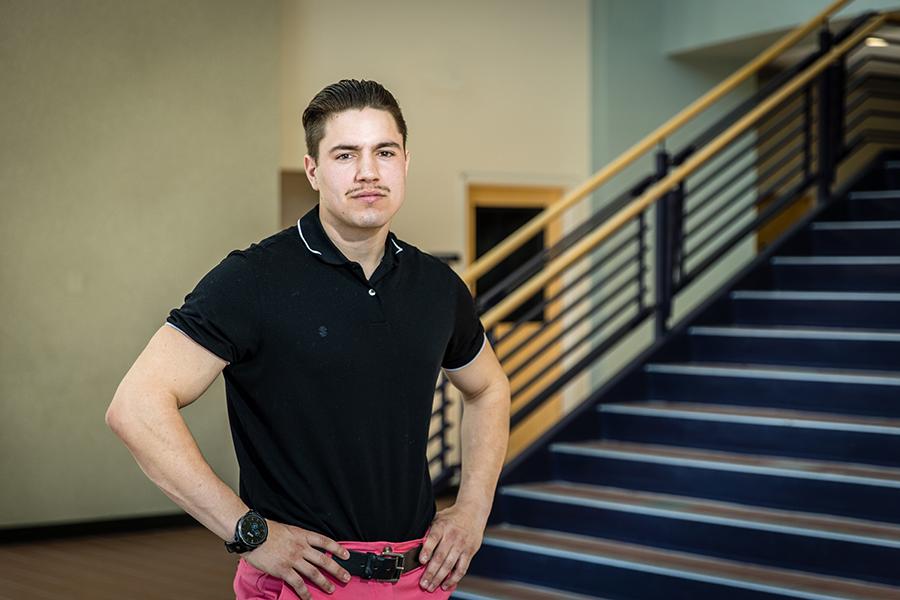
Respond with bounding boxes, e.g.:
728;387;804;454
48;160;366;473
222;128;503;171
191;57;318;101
346;185;390;196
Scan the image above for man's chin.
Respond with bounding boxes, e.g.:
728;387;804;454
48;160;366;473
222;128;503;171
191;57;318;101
350;206;398;229
338;216;383;232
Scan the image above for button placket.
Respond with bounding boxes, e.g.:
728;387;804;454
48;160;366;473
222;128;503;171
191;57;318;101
365;283;388;324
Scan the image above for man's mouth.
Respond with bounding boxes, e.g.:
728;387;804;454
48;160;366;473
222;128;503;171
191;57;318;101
349;189;388;202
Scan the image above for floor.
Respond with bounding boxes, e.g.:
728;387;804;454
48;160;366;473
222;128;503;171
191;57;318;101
0;495;456;599
0;526;238;600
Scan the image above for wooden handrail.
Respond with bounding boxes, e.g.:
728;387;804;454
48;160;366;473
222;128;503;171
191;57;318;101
462;0;853;286
481;12;886;331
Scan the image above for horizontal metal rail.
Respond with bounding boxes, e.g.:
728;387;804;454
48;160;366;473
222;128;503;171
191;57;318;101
481;13;886;332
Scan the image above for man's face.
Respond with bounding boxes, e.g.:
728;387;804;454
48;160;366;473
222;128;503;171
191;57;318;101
304;107;409;235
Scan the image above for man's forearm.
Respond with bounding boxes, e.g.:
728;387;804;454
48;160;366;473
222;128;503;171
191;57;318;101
416;371;509;593
454;379;510;523
106;390;247;542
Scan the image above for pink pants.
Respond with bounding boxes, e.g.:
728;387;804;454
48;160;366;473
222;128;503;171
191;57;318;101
233;533;454;599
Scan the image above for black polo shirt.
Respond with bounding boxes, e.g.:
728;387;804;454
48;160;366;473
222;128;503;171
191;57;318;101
166;206;485;542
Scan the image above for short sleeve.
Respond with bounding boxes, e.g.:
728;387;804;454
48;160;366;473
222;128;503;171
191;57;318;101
166;251;259;364
442;269;487;371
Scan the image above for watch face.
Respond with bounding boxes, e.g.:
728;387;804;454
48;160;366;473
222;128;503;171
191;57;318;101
239;513;268;546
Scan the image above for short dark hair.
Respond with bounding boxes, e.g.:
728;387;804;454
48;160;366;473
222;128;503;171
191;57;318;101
301;79;407;160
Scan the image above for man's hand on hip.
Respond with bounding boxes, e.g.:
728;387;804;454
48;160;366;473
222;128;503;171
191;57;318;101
244;520;352;599
418;504;487;593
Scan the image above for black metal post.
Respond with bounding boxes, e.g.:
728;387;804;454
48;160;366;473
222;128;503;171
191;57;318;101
636;211;646;313
654;149;672;338
672;180;686;292
803;84;812;179
832;53;847;162
816;27;834;205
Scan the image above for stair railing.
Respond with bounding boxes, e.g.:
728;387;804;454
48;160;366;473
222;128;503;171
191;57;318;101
459;0;853;286
428;0;900;492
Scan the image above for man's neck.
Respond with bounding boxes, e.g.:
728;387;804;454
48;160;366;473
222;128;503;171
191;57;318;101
319;214;388;280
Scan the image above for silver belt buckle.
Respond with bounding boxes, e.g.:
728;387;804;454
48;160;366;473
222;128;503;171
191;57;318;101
381;546;405;583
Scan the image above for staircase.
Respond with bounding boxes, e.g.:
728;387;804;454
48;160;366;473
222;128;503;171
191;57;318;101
454;159;900;598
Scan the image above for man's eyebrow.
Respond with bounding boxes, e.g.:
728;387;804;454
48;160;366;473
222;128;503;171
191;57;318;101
327;141;402;154
328;144;361;153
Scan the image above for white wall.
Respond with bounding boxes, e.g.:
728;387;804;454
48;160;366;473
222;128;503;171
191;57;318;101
593;0;754;174
663;0;900;56
281;0;592;260
589;0;758;388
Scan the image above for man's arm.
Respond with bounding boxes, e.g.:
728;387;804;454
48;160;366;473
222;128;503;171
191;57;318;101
417;340;510;593
106;325;351;600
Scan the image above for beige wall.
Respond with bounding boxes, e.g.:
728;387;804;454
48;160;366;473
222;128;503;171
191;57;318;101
281;0;592;260
1;0;589;529
0;0;279;527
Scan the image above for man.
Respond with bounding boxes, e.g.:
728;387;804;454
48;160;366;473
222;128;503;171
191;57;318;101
106;79;510;600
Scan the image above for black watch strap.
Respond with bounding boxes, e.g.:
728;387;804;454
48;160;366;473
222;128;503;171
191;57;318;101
225;539;253;553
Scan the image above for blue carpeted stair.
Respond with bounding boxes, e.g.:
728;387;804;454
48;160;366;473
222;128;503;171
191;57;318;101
453;159;900;598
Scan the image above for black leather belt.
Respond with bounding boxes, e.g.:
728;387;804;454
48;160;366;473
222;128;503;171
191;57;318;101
333;545;422;583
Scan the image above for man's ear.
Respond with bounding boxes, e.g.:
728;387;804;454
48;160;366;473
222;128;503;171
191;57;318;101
404;149;410;175
303;155;319;191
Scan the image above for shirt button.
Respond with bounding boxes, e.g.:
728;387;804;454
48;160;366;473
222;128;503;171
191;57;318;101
368;289;376;296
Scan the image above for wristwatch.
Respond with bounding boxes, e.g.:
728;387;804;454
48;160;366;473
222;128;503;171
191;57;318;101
225;510;269;554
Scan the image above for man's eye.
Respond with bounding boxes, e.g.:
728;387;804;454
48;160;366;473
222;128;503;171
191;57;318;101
378;150;396;157
335;153;352;160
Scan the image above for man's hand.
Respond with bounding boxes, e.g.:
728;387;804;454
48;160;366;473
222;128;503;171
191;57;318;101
244;520;353;599
417;503;487;593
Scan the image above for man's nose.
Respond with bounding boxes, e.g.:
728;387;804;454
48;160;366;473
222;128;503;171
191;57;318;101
356;153;379;181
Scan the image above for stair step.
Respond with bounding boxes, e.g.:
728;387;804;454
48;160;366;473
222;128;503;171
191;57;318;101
691;324;900;340
770;256;900;291
808;221;900;256
500;481;900;584
850;190;900;198
552;440;900;487
644;363;900;416
597;401;900;466
813;220;900;229
503;481;900;545
847;189;900;220
730;290;900;328
550;440;900;523
687;325;900;371
773;256;900;265
473;525;900;599
453;575;606;599
601;401;900;432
